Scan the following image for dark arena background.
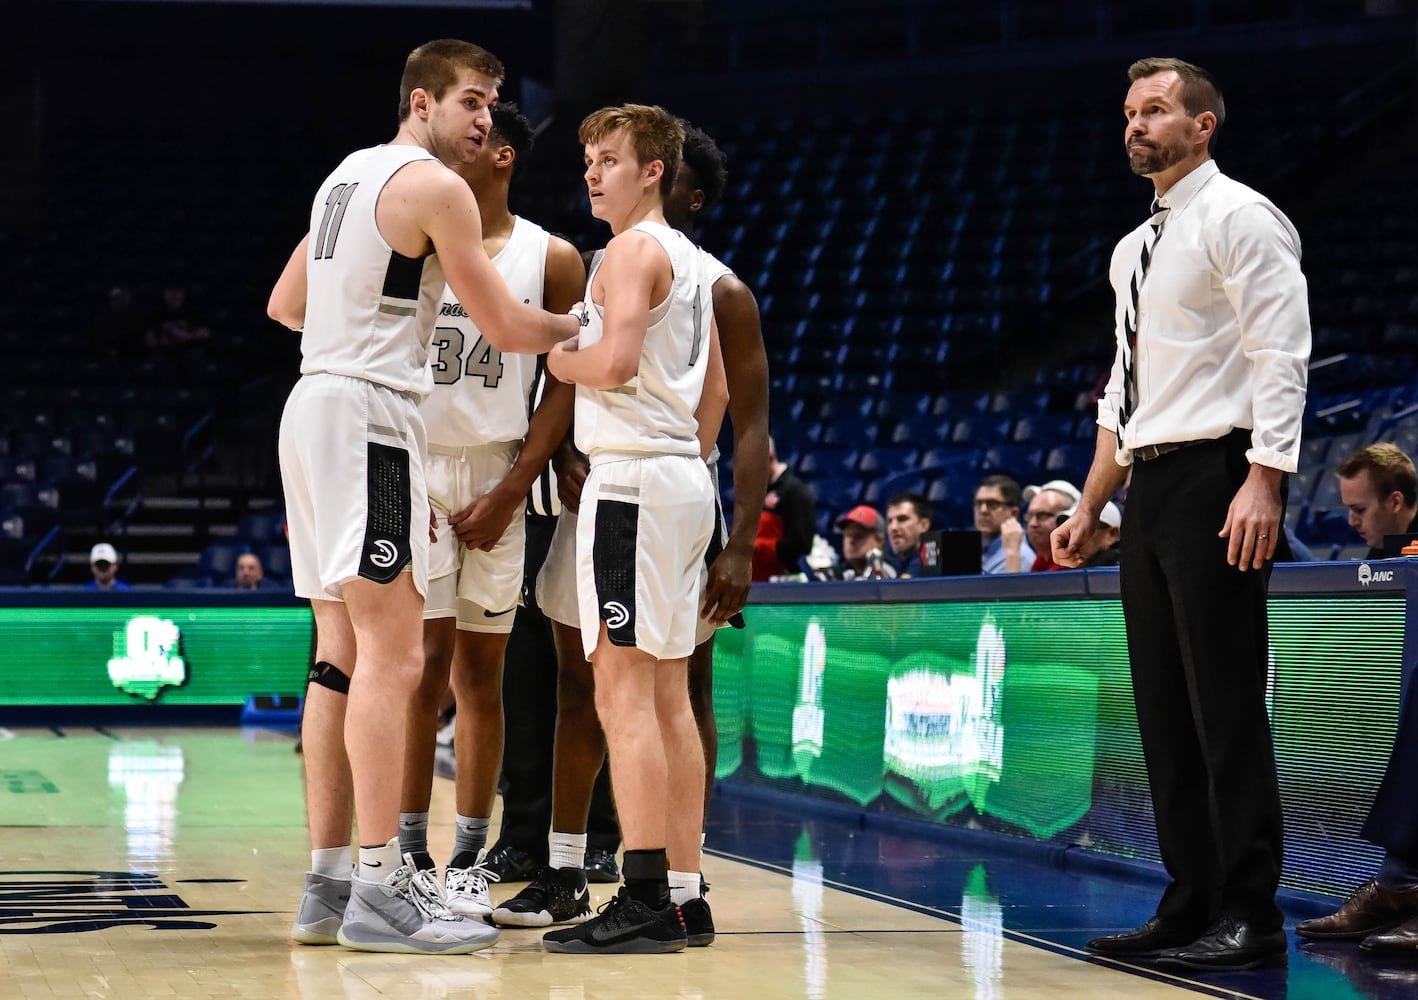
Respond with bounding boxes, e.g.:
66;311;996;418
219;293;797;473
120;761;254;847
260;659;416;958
2;2;1418;998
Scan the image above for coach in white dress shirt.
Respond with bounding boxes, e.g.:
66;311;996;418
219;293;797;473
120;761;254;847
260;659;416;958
1054;57;1310;972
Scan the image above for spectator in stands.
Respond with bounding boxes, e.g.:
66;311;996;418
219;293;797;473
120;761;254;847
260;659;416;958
834;505;896;580
752;435;816;581
94;285;148;362
974;474;1032;574
1024;480;1082;571
234;552;266;590
147;283;210;350
85;542;130;591
884;493;932;577
1336;443;1418;558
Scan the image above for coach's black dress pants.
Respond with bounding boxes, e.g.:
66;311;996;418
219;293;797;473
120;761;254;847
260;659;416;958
1119;429;1285;932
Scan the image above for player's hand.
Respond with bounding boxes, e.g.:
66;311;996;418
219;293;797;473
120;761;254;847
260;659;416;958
702;547;751;624
1221;465;1282;572
553;440;589;514
451;486;518;553
1051;511;1097;568
547;336;580;382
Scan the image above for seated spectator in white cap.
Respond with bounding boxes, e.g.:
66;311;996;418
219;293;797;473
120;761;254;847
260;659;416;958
835;504;897;580
84;542;131;591
1025;480;1083;571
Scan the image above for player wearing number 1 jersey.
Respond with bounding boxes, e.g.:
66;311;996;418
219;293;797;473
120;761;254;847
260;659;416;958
397;103;585;919
267;40;578;956
542;104;726;955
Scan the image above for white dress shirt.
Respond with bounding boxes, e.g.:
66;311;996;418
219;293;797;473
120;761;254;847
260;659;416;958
1098;159;1311;472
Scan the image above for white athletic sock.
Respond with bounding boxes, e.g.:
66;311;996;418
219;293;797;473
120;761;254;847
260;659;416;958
550;831;587;871
358;836;401;881
311;846;350;880
701;832;707;849
669;869;700;906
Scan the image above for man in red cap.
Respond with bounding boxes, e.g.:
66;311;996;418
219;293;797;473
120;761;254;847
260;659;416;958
834;505;896;580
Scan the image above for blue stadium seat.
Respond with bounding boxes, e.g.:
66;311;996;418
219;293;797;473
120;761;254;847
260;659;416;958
980;445;1044;479
258;544;292;581
197;543;247;582
950;416;1013;447
798;448;859;479
857;446;920;478
238;512;284;545
889;415;952;447
809;477;862;516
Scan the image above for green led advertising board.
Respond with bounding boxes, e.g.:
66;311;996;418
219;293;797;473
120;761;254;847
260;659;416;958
711;593;1404;899
0;607;312;706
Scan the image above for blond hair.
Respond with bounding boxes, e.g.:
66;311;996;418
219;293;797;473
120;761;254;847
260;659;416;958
579;104;685;197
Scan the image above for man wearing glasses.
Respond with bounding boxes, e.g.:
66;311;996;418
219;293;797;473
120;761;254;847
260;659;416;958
973;475;1031;574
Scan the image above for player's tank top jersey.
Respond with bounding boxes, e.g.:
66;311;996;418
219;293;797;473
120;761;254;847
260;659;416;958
420;217;548;447
299;144;446;400
698;247;733;467
573;221;711;458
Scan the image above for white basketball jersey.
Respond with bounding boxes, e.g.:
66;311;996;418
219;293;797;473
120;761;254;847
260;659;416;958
299;145;446;399
700;248;732;290
574;221;711;459
421;217;548;447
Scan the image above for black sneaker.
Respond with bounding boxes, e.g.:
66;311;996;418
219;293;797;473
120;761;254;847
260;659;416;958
492;866;591;927
584;846;620;884
481;842;542;884
542;888;686;954
680;896;715;947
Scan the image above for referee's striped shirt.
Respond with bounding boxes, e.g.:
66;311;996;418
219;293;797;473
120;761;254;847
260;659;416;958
526;354;560;518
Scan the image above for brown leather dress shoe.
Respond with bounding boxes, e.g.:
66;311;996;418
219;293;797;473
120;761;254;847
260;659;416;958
1296;878;1418;940
1361;914;1418;956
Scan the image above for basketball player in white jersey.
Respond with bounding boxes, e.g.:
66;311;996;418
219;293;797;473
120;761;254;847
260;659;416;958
267;39;578;955
396;103;585;919
537;104;724;955
492;121;765;947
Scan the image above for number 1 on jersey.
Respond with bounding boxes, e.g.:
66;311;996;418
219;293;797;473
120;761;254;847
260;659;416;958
313;182;359;260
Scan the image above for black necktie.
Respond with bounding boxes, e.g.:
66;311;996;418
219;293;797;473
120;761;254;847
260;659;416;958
1118;198;1170;431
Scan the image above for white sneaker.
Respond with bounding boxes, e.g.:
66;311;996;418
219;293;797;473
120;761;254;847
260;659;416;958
336;859;499;954
291;871;351;945
445;848;498;919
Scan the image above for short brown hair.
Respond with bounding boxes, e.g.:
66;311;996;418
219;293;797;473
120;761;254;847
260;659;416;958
1338;443;1418;507
1128;57;1226;148
399;39;504;123
578;104;684;197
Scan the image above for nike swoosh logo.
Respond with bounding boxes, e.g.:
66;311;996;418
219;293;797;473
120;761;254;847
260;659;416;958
482;608;514;617
364;860;382;868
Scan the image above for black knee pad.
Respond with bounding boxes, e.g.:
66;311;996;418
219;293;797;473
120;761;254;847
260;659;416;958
307;660;350;696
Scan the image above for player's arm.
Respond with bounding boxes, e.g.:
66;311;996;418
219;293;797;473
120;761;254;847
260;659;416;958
701;275;770;621
267;234;310;331
548;231;660;389
418;169;578;354
694;315;728;461
450;239;585;551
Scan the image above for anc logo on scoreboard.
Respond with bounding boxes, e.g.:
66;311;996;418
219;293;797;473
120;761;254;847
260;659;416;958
108;616;188;701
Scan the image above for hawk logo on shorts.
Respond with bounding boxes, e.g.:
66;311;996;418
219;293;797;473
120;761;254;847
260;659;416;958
369;538;399;569
601;601;631;629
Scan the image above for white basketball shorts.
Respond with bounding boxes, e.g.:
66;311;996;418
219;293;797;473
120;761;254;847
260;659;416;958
279;373;428;602
424;441;524;633
576;453;714;661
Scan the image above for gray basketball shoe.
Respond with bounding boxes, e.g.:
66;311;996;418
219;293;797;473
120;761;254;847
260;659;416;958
291;872;351;945
336;859;500;955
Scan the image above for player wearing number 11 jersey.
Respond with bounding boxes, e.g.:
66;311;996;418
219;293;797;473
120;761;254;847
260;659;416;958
398;103;586;919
